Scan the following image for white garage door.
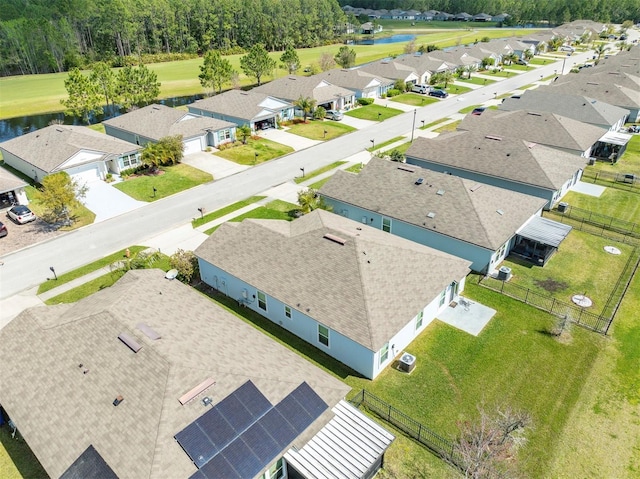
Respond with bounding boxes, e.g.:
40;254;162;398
69;165;100;184
183;137;203;155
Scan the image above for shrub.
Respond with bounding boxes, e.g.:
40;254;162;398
386;89;402;97
357;97;374;106
313;106;326;120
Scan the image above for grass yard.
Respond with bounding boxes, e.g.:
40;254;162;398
420;117;450;129
285;120;355;140
345;104;404;121
204;200;298;234
308;177;332;190
457;76;496;85
439;83;473;95
0;426;47;479
458;104;484;114
191;196;265;227
529;57;554;65
389;93;439;107
589;134;640;176
345;163;364;174
113;163;212;201
434;120;461;133
213;138;293;165
505;64;534;71
559;188;640;226
25;185;96;230
294;161;346;184
484;230;633;311
368;136;405;152
381;141;412;156
484;69;515;78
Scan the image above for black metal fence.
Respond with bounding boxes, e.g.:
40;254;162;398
547;206;640;245
581;169;639;193
349;389;464;469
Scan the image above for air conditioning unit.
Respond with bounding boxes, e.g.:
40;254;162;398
398;352;416;373
498;266;512;281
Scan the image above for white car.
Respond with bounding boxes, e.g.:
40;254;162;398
7;205;36;224
325;110;344;121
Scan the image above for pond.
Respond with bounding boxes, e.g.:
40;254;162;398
0;94;205;142
355;34;416;45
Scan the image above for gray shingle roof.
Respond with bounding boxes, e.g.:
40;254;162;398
253;76;354;105
587;49;639;75
189;90;292;122
0;269;349;479
103;104;235;141
392;55;453;75
0;166;27;193
426;50;481;67
405;131;588;190
358;60;418;81
320;158;547;251
539;80;640;108
314;69;393;90
195;209;470;351
0;125;140;173
499;90;629;128
457;109;607;153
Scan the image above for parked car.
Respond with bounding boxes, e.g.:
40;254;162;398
515;59;528;65
7;205;36;224
411;84;430;94
471;107;486;116
0;221;7;238
559;45;575;52
428;89;449;98
325;109;344;121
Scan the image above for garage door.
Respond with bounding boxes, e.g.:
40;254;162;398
183;137;203;155
70;166;100;184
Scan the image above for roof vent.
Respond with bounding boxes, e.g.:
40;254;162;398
496;209;504;215
113;395;124;407
397;166;415;173
137;323;161;340
323;233;346;245
179;378;216;405
586;82;599;85
152;106;160;110
470;183;483;192
415;178;424;185
485;135;502;141
436;189;445;195
427;212;435;218
118;333;142;353
527;112;542;116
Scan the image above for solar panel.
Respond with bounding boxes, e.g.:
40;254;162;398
241;421;282;463
196;408;235;451
275;394;313;434
197;454;242;479
289;382;328;419
221;439;262;478
175;423;216;468
232;381;272;419
257;408;298;448
215;394;254;433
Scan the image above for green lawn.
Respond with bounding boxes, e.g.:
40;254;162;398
389;93;439;107
483;69;514;78
505;64;534;71
589;134;640;176
484;230;632;311
214;138;293;165
433;120;461;133
345;163;364;174
439;83;473;95
308;177;332;190
345;104;404;121
420;118;450;130
204;200;299;234
0;427;47;479
25;185;96;230
285;120;355;140
381;141;412;156
559;189;640;226
368;136;405;152
529;57;554;65
458;104;484;114
113;163;212;201
191;196;265;228
457;76;496;85
294;161;346;184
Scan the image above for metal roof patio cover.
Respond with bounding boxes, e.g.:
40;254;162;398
516;216;572;248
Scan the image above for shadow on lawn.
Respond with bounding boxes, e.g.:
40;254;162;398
0;423;48;478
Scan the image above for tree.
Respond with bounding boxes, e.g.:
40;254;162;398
431;71;453;88
199;50;234;95
170;249;199;283
237;124;252;144
389;149;405;162
297;189;330;214
34;172;87;225
404;39;417;54
319;52;336;71
502;53;519;66
594;43;607;60
313;106;326;120
464;64;477;79
240;43;276;86
142;135;184;168
116;64;160;111
61;68;103;124
294;96;317;123
393;79;406;92
453;404;532;479
280;43;300;74
481;57;495;69
334;46;356;68
90;62;117;110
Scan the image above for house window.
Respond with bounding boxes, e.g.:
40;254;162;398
122;154;140;167
416;311;424;330
257;291;267;311
219;129;231;140
382;217;391;233
318;324;329;347
284;305;292;319
439;290;446;307
380;343;389;365
263;458;284;479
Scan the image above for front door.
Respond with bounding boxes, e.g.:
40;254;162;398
448;281;459;303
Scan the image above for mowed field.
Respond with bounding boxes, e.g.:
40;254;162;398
0;27;541;119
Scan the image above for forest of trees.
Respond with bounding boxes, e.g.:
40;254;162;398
340;0;640;26
0;0;345;76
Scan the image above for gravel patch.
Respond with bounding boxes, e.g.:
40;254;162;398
0;217;66;256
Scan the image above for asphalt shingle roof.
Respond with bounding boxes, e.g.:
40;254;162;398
405;131;588;191
320;158;547;252
195;209;471;352
253;76;354;105
189;90;292;121
314;69;393;90
0;166;27;193
358;60;418;81
538;79;640;109
0;125;140;173
102;104;235;141
0;269;349;479
457;109;607;153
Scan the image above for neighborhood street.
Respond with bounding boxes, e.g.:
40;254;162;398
0;51;594;300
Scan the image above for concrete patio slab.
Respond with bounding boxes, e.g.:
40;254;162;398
437;297;496;336
83;179;147;223
182;151;249;179
570;181;606;197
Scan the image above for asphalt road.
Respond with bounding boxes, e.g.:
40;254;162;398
0;50;596;299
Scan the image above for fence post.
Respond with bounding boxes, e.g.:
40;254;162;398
501;280;505;293
524;288;529;304
551;297;556;313
388;405;392;422
418;423;422;442
577;308;582;325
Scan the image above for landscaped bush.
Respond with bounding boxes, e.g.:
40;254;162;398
386;89;402;97
120;165;146;178
313;106;326;120
357;98;374;106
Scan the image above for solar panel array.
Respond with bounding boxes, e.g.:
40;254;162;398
175;380;328;479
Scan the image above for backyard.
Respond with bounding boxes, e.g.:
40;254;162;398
113;163;212;201
213;137;293;165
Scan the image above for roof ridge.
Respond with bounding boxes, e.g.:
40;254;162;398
351;236;377;352
459;178;493;248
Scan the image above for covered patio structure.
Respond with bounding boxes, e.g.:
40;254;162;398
591;131;633;163
511;216;573;266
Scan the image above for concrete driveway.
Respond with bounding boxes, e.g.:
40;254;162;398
83;179;146;223
259;127;321;151
182;151;249;179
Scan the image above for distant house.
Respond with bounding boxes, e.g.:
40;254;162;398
195;209;471;379
360;21;383;34
405;131;587;209
314;69;393;99
188;90;294;132
492;13;510;23
320;158;549;273
0;124;141;183
393;54;453;84
0;269;396;479
433;11;454;21
454;12;473;21
473;13;493;22
253;76;355;113
358;59;420;86
417;10;435;21
103;103;236;155
0;167;28;207
499;90;630;131
427;50;482;70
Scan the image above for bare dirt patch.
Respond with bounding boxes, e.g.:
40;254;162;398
534;278;568;293
0;216;65;256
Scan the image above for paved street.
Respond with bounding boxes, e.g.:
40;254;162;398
0;51;596;300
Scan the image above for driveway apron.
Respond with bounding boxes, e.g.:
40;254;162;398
82;180;146;223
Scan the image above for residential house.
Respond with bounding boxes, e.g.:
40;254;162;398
417;10;436;21
491;13;510;23
0;124;141;183
314;69;393;99
393;54;452;84
499;90;630;131
433;11;454;21
253;76;355;113
320;158;549;273
195;209;471;379
0;269;396;479
454;12;473;21
473;38;515;62
404;131;587;209
520;32;555;52
427;49;482;71
188;90;294;132
0;166;28;207
358;59;420;86
587;49;639;75
473;13;493;22
402;9;421;20
360;21;383;34
460;44;502;67
456;109;607;158
103;103;236;155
